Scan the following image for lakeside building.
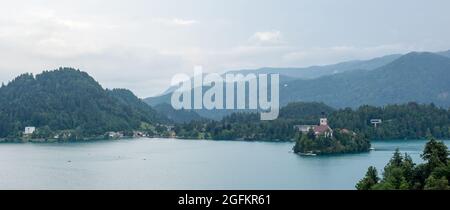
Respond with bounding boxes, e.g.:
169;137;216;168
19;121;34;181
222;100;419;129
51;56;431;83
106;131;124;139
294;118;333;137
24;127;36;135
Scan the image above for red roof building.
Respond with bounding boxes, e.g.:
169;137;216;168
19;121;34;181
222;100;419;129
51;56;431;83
295;118;333;137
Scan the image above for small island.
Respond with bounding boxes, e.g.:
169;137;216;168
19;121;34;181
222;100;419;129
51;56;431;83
293;118;371;155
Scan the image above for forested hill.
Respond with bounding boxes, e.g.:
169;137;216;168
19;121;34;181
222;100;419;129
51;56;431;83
0;68;168;138
174;102;450;141
153;103;205;123
107;88;169;124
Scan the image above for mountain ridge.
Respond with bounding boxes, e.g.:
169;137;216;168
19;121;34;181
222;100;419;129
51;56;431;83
281;52;450;108
145;51;450;120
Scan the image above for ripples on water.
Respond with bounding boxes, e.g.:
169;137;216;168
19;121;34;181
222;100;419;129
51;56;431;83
0;138;448;190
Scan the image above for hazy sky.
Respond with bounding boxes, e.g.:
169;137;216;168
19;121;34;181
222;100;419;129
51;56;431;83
1;0;450;97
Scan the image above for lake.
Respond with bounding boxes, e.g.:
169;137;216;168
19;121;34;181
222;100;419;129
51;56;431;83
0;138;448;190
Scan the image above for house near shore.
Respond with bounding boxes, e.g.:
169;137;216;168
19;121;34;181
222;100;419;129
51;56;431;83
294;118;333;137
106;131;124;139
24;126;36;135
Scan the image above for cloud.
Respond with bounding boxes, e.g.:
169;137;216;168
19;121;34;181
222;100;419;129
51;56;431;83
1;1;449;98
250;30;283;44
0;8;189;96
172;18;198;26
152;18;198;26
0;6;424;97
0;7;119;59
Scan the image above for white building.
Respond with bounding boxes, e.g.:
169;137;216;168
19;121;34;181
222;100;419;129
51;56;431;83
106;131;124;139
294;125;315;133
320;118;328;126
295;118;333;137
24;127;36;135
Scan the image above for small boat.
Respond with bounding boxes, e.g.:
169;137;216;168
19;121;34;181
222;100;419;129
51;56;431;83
370;147;376;151
299;152;317;156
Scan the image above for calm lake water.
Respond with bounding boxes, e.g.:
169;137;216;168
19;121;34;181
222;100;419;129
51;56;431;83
0;138;448;190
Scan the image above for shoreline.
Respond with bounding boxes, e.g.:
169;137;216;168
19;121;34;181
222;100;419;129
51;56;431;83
0;136;138;144
1;136;449;145
0;136;295;144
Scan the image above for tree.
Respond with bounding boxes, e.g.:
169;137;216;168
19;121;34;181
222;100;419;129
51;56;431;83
357;137;450;190
293;131;370;155
32;126;53;139
356;166;379;190
389;149;403;167
424;176;449;190
422;138;449;167
401;153;415;185
381;167;410;190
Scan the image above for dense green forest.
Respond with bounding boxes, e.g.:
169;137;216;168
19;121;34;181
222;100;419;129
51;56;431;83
0;68;168;140
293;129;371;155
174;102;333;141
329;103;450;139
153;103;205;123
174;102;450;141
356;138;449;190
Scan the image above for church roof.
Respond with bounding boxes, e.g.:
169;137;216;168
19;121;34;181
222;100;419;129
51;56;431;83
314;125;332;134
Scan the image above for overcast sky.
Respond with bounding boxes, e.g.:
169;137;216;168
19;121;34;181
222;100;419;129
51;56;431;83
1;0;450;97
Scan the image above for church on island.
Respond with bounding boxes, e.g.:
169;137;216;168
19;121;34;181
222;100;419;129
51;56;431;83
294;118;333;137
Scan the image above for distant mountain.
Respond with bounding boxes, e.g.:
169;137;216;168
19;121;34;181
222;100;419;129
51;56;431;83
144;53;402;114
226;54;402;79
153;103;205;123
144;89;253;120
0;68;168;138
144;73;295;108
152;73;297;102
281;52;450;108
152;53;401;100
145;51;450;120
439;50;450;58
